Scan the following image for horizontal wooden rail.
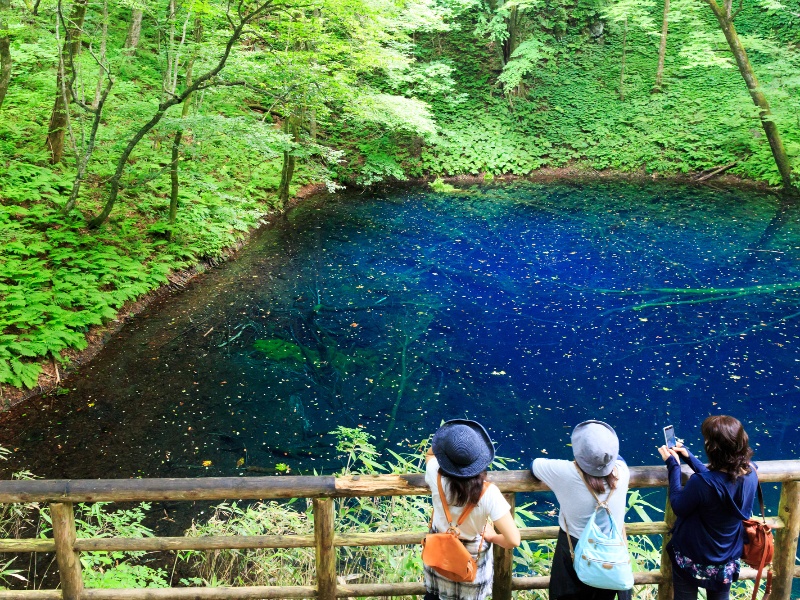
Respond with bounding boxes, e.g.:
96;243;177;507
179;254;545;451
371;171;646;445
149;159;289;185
0;516;786;554
0;568;783;600
2;460;799;503
0;460;798;600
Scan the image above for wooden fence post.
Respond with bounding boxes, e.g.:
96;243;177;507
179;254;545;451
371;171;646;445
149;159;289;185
51;502;83;600
314;498;337;600
492;493;515;600
772;481;800;600
657;499;675;600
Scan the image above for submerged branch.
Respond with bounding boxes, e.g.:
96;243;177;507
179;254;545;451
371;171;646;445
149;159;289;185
592;282;800;297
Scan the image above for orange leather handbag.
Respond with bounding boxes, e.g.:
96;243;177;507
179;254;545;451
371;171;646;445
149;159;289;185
421;473;488;583
742;483;773;600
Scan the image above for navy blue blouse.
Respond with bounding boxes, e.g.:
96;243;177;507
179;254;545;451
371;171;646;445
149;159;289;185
665;450;758;565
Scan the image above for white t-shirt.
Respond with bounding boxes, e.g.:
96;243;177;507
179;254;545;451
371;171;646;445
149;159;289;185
425;457;511;542
532;458;629;539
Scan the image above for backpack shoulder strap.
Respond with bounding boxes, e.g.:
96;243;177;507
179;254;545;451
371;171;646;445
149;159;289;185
436;472;455;525
573;461;615;507
456;481;490;526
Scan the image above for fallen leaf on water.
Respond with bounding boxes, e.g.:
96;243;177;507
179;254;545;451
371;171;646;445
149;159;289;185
202;460;212;467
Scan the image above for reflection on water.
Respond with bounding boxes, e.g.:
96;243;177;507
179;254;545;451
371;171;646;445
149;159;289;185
1;182;798;481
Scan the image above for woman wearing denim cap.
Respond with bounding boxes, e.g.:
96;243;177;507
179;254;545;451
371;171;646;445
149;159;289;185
424;419;520;600
531;420;631;600
657;415;758;600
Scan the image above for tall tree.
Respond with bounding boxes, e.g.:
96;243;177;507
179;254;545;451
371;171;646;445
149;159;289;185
277;115;299;204
0;0;11;110
46;0;88;164
169;16;202;237
89;0;282;228
652;0;669;92
124;9;144;54
602;0;655;101
703;0;795;192
62;0;112;214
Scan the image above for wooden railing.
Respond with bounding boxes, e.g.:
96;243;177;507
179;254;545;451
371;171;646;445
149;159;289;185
0;460;799;600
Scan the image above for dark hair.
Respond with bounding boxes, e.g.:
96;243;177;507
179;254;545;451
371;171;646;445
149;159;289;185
440;469;487;506
580;467;618;495
702;415;753;480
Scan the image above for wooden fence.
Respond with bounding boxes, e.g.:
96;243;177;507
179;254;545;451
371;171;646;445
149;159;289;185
0;460;799;600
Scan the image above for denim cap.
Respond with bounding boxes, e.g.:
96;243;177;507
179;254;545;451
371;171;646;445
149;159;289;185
571;420;619;477
432;419;495;479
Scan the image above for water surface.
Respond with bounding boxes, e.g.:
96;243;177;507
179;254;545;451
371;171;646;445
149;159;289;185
1;181;798;482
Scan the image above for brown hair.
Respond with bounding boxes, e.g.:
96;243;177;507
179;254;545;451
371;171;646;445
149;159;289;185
702;415;753;481
440;469;487;506
579;467;619;495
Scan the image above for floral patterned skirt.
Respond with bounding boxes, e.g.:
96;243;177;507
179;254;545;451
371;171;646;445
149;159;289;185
669;543;740;591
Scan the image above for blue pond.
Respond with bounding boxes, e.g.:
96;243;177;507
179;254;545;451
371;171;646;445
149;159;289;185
1;181;798;485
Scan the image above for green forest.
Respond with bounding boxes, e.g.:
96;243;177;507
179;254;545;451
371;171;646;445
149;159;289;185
0;0;799;394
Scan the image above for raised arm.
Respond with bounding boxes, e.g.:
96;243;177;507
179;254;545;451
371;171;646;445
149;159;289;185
658;451;706;518
484;512;520;549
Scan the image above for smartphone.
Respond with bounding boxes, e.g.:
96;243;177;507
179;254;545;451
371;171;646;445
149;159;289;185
663;425;676;449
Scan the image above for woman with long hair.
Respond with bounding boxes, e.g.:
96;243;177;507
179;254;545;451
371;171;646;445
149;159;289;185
531;420;631;600
658;415;758;600
424;419;520;600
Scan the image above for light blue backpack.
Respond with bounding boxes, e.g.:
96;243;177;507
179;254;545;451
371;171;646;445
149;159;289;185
565;464;634;591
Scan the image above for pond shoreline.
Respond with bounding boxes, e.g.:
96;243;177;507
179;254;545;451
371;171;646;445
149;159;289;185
0;183;329;411
432;165;779;194
0;168;780;410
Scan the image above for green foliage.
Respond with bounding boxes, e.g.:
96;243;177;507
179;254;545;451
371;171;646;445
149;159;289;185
252;338;306;363
429;177;457;193
72;503;169;589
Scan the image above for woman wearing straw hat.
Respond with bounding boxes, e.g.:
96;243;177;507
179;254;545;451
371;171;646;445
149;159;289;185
531;420;632;600
424;419;520;600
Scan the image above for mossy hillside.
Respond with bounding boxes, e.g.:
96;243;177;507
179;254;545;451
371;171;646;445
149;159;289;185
340;1;800;185
0;10;307;392
1;0;799;393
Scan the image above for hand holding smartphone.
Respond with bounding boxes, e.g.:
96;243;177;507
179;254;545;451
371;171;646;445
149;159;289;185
663;425;676;449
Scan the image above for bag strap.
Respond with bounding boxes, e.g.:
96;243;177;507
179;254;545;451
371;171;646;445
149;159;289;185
750;480;770;600
435;473;489;528
565;462;617;560
574;461;616;508
750;532;770;600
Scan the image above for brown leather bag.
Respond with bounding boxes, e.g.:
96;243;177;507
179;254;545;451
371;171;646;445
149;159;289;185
742;482;773;600
421;473;489;583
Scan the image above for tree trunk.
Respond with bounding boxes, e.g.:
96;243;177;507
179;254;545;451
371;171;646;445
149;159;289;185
705;0;795;192
168;17;201;238
124;9;143;54
0;0;11;111
168;129;182;233
63;0;112;215
619;17;627;101
63;76;112;214
278;116;299;204
91;0;108;109
503;6;518;64
46;0;88;164
653;0;669;93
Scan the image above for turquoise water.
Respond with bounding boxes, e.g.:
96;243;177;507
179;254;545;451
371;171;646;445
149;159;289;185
1;181;798;481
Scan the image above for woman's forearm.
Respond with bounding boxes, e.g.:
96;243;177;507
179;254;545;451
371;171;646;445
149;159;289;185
487;533;518;549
